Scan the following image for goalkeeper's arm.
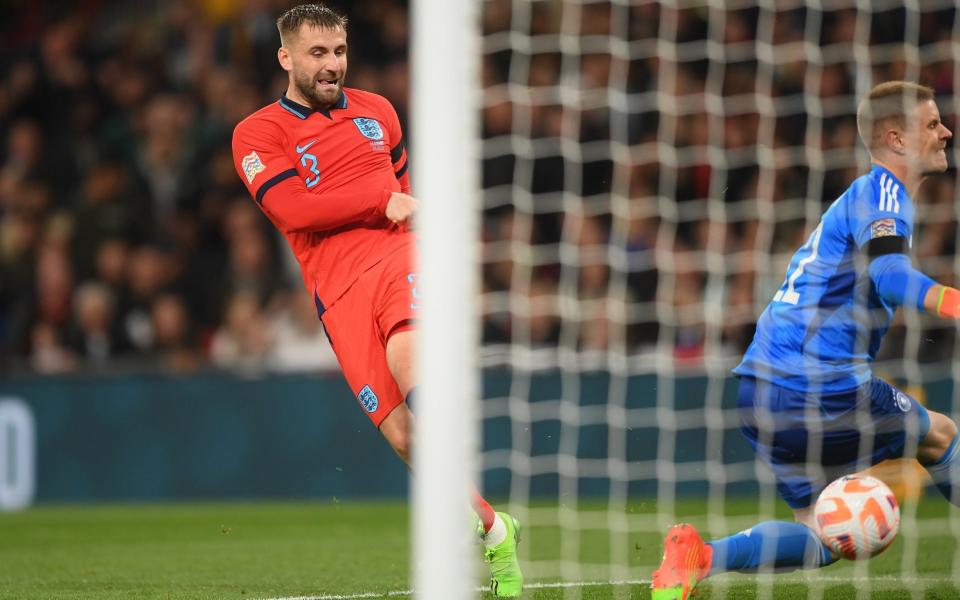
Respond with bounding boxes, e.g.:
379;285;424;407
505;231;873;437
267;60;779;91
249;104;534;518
868;251;960;318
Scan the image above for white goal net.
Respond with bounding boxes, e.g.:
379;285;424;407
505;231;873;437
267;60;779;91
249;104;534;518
469;0;960;597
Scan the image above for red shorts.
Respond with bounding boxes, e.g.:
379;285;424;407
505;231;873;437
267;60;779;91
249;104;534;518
319;250;417;427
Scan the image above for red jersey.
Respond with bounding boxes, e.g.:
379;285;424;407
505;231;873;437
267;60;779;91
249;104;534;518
232;88;413;309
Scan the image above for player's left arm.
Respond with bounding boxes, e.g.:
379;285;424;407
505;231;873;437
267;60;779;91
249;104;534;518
381;97;411;194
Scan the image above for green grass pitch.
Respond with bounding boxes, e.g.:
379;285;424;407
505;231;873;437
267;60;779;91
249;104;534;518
1;499;958;599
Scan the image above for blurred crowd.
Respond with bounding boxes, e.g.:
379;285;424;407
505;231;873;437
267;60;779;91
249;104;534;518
1;1;958;375
0;0;403;374
477;2;960;364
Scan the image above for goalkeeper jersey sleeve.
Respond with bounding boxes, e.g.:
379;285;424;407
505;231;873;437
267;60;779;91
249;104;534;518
733;164;918;392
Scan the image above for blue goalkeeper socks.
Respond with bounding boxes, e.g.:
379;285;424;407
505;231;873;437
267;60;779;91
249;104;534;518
926;433;960;506
707;521;836;575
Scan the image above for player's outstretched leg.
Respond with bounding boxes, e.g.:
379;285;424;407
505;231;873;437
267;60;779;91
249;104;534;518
652;521;837;599
481;511;523;597
651;524;712;600
926;434;960;505
705;521;836;573
920;412;960;506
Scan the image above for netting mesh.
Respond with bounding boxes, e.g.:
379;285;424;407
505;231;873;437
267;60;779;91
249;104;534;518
477;1;960;595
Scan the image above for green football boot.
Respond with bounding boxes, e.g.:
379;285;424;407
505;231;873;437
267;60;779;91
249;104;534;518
482;512;524;597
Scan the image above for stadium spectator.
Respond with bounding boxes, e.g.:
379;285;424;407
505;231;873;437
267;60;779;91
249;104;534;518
94;239;130;292
1;120;58;195
267;291;339;373
149;292;202;372
210;290;274;373
119;245;173;355
65;281;128;367
133;93;199;232
200;204;288;325
8;243;74;357
70;161;153;280
29;321;76;374
526;273;561;347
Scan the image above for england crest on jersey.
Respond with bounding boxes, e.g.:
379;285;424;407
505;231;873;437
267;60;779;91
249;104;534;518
353;118;384;140
358;385;379;413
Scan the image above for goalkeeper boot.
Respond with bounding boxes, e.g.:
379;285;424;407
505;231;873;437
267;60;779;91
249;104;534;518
651;523;712;600
483;512;523;597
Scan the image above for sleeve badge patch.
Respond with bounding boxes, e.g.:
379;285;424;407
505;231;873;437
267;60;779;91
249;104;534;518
870;218;897;239
241;151;266;184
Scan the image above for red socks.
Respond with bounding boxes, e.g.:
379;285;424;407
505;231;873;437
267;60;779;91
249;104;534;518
472;487;496;533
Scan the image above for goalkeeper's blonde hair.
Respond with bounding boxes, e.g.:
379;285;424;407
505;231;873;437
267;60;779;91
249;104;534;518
857;81;935;151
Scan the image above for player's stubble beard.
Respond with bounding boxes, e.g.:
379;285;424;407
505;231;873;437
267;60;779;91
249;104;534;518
916;146;949;178
294;69;343;111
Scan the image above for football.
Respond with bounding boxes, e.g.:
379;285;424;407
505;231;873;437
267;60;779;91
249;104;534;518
814;475;900;560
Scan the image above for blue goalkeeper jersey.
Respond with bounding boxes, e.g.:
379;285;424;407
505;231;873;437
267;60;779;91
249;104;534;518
733;164;915;393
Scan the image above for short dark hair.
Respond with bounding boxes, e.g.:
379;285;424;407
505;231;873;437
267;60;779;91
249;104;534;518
277;4;348;46
856;81;935;150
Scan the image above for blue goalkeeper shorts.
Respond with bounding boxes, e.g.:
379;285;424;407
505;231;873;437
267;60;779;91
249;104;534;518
737;376;931;509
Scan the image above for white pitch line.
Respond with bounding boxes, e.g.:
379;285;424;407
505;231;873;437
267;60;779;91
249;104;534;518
261;576;959;600
261;591;410;600
261;580;646;600
731;575;956;583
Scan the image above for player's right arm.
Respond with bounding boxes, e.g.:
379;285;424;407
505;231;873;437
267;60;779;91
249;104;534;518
232;117;397;232
385;192;417;227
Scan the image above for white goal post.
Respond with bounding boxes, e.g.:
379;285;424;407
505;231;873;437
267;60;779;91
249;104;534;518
411;0;480;599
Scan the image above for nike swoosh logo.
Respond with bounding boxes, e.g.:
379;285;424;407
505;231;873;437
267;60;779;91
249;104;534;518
296;140;318;153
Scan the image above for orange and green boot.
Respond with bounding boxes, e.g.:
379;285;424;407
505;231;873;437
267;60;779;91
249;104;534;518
650;523;713;600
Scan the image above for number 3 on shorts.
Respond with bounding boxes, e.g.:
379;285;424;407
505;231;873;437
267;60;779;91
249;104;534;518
407;273;419;310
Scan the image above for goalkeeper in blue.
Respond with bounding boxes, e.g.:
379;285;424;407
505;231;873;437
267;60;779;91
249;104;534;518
652;80;960;599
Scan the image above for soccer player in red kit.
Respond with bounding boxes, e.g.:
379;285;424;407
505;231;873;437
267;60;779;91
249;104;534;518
231;4;522;596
